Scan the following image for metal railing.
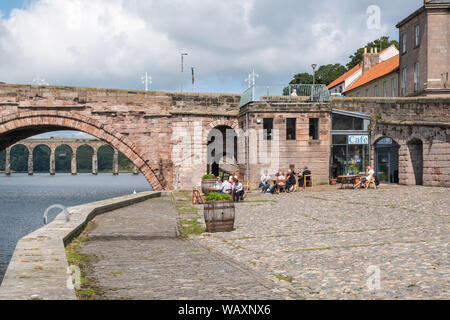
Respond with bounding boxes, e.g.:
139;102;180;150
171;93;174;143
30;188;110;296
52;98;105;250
239;84;330;107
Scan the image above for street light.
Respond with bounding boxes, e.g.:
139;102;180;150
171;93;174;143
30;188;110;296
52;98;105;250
141;72;152;91
32;74;49;86
180;53;188;92
311;64;317;85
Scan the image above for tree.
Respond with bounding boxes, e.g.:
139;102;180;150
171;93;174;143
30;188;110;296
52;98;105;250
288;64;347;86
346;36;399;70
315;64;348;85
289;72;313;85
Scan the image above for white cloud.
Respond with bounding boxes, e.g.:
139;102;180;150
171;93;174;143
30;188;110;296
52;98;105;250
0;0;422;92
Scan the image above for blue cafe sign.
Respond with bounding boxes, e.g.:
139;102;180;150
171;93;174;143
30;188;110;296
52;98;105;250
348;135;369;145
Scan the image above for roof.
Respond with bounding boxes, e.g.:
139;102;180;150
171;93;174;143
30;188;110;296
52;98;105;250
344;55;399;93
327;64;361;89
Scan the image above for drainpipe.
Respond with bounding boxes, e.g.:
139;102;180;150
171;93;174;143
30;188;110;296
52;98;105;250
246;112;250;183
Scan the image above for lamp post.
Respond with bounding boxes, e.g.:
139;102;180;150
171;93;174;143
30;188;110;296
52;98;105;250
141;72;152;91
180;53;188;92
311;64;317;85
32;74;49;85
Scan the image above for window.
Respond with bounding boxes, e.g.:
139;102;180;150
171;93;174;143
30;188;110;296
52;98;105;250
263;118;273;141
402;33;407;54
415;25;420;47
392;78;397;97
383;81;388;97
365;89;369;97
309;118;319;140
402;68;407;96
374;85;378;97
286;118;296;140
339;86;343;93
332;114;364;131
414;64;419;90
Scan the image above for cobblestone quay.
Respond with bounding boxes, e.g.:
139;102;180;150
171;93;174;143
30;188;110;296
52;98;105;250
79;186;448;300
78;197;294;300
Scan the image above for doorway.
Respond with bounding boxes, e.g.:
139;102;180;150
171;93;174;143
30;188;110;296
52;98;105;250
374;137;399;184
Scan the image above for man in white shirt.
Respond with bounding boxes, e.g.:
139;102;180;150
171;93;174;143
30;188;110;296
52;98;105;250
219;179;232;194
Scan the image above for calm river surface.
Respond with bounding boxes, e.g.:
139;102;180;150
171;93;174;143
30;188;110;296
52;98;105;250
0;173;152;284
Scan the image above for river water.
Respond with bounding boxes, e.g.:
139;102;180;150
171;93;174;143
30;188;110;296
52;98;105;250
0;173;152;284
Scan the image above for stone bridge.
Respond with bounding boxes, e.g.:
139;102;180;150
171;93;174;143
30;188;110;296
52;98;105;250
4;138;140;176
0;84;240;190
0;84;449;189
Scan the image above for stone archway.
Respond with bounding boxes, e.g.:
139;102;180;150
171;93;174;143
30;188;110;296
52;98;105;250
206;123;239;178
0;111;163;190
407;139;424;186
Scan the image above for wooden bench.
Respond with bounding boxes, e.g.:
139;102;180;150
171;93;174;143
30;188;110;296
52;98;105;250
243;179;252;193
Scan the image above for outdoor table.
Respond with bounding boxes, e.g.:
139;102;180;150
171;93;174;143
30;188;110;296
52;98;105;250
338;175;360;189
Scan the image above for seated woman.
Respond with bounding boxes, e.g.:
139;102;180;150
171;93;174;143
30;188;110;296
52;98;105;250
213;177;222;189
260;170;271;193
276;171;287;193
233;179;244;202
354;166;375;189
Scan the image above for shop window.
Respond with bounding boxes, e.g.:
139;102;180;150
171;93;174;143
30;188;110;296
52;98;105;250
263;118;273;141
286;118;296;140
309;118;319;140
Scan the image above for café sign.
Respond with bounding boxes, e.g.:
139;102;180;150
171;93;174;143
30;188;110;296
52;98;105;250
348;135;369;145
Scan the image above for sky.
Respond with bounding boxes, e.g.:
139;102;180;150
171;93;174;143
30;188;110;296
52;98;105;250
0;0;424;93
0;0;423;138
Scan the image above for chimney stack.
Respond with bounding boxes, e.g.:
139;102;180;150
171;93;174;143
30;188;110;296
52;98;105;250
363;47;381;74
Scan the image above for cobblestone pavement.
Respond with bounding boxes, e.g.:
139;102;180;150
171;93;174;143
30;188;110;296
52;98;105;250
78;197;295;300
195;185;449;299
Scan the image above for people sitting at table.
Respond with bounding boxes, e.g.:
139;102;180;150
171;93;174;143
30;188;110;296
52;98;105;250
218;179;232;194
299;166;312;187
286;169;296;192
260;170;271;193
233;179;244;202
354;166;375;189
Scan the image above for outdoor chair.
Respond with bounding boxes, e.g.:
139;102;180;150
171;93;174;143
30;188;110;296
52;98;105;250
365;176;377;190
303;174;314;188
192;188;206;204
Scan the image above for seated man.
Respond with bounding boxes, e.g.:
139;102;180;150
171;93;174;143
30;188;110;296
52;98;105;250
354;166;375;189
260;170;271;193
286;169;296;192
299;166;312;187
269;170;281;194
218;179;232;194
233;179;244;202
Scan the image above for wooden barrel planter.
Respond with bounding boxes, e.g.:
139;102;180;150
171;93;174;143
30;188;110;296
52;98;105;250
203;200;235;233
201;179;216;196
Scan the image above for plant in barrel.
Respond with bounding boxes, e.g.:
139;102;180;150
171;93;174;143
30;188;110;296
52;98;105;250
201;173;216;196
203;192;235;233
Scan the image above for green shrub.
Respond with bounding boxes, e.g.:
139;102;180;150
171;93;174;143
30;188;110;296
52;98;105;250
206;192;232;202
202;174;216;180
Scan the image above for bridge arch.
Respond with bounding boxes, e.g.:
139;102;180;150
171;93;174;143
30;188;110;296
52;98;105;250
0;111;163;190
54;144;74;173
